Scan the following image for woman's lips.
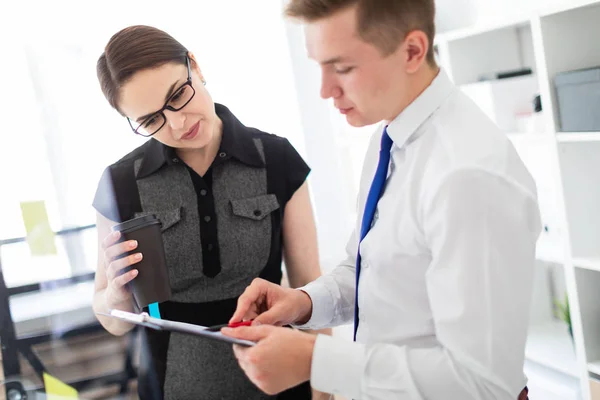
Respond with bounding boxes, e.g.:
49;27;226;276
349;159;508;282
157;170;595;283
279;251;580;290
180;121;200;140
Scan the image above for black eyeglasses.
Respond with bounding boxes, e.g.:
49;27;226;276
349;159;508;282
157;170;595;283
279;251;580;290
128;56;196;137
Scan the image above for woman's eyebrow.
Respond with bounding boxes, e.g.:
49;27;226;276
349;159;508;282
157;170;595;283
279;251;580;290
135;79;181;123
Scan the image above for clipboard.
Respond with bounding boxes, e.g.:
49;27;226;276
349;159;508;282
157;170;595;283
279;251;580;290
98;309;256;347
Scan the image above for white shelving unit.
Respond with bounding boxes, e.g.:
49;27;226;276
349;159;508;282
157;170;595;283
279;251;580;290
436;1;600;399
556;133;600;143
526;321;578;378
573;258;600;273
589;362;600;377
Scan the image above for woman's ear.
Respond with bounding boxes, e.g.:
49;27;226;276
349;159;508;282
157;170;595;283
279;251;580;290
187;51;206;84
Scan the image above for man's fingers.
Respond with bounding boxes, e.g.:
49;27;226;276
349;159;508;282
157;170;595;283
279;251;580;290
230;295;256;324
232;344;247;361
232;345;256;382
222;325;274;341
230;279;269;323
252;305;285;326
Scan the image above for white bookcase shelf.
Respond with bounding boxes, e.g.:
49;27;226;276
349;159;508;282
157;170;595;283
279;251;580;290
435;17;531;44
526;321;578;378
589;361;600;376
436;1;600;398
574;259;600;273
557;133;600;143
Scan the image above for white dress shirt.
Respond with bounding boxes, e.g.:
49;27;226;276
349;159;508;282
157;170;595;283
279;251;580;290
299;70;542;400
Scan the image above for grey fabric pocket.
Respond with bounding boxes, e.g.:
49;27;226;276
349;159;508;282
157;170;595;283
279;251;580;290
230;194;280;221
134;207;182;232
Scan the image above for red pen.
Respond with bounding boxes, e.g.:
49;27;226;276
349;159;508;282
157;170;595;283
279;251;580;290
205;320;253;331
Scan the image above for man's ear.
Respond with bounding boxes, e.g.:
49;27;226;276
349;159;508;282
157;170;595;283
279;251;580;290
403;30;429;74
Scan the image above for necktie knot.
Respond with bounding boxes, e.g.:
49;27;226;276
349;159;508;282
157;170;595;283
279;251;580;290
380;126;393;154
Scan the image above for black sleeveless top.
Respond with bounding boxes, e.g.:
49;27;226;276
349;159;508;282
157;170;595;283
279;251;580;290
93;104;312;399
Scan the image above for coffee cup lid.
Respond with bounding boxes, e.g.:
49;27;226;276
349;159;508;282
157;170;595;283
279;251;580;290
111;215;161;233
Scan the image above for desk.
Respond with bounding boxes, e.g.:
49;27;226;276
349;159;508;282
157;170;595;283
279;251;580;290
10;281;96;339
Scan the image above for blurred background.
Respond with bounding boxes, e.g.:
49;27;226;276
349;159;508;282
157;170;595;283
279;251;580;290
1;0;600;398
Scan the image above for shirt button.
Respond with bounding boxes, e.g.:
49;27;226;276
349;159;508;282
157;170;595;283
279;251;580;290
200;189;208;196
363;262;369;269
219;152;227;158
207;244;214;251
253;210;262;217
172;158;179;163
204;216;212;222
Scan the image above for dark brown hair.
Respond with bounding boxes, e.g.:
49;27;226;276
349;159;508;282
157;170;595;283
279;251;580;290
285;0;436;65
97;25;189;114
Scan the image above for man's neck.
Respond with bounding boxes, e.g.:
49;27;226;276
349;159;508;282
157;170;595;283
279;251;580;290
385;64;440;123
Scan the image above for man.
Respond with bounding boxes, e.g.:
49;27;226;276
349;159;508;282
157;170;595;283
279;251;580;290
223;1;541;399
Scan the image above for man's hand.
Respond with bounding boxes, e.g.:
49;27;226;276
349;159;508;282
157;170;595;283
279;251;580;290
223;325;318;395
229;278;313;326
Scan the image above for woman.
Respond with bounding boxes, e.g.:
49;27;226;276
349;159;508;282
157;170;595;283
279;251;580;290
92;25;324;399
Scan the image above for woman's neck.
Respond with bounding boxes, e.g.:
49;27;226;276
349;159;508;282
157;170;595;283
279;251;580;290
177;117;223;177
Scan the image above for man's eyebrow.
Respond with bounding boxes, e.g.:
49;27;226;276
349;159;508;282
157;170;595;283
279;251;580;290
135;80;181;123
321;56;346;65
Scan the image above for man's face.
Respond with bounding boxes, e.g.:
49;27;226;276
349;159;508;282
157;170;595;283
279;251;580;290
305;5;410;126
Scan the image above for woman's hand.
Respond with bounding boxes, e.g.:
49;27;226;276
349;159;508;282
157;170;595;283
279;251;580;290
101;231;143;310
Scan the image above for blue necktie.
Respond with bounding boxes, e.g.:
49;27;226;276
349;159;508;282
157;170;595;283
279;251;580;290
354;127;393;341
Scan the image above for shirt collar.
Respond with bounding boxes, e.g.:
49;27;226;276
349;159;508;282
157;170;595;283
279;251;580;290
386;69;455;148
137;103;264;178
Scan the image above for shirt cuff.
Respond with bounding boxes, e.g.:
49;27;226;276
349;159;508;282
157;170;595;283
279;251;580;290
293;280;335;329
310;334;366;399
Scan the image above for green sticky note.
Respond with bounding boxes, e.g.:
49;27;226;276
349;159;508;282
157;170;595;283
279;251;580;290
43;372;79;399
20;201;57;256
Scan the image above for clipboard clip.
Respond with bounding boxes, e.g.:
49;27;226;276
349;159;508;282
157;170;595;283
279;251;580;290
96;310;163;330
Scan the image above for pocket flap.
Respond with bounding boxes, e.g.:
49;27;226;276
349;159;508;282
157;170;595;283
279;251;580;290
134;207;182;232
230;194;280;221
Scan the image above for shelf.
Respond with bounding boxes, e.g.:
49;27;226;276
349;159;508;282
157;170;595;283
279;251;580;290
9;281;95;323
557;132;600;142
524;360;581;400
536;250;564;265
573;258;600;272
435;0;599;44
589;361;600;376
526;321;578;378
435;16;530;43
506;133;554;142
541;0;600;17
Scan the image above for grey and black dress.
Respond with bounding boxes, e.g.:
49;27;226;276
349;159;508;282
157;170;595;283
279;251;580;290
93;104;313;399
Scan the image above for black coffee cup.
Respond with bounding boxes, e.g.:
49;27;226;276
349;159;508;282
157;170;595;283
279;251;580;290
111;215;171;309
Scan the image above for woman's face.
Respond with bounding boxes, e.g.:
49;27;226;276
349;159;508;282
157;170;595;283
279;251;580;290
118;56;218;150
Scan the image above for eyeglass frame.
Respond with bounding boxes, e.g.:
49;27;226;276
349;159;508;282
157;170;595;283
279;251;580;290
127;56;196;137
